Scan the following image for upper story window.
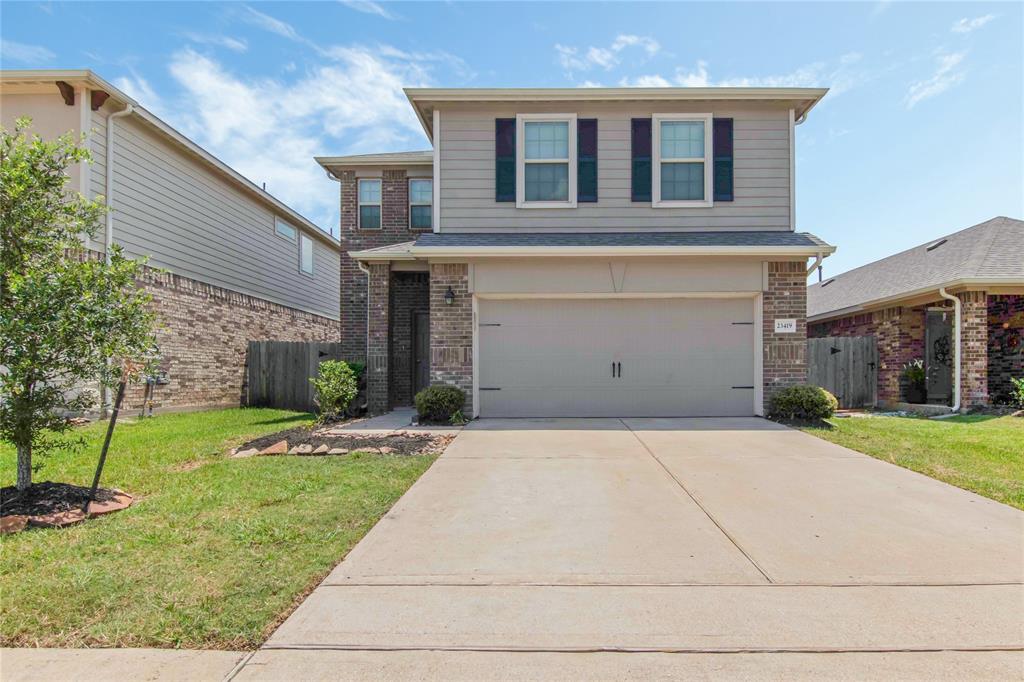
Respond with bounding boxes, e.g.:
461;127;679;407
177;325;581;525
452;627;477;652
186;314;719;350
516;113;577;209
358;178;382;229
652;113;713;208
299;234;314;275
409;178;432;230
275;217;297;241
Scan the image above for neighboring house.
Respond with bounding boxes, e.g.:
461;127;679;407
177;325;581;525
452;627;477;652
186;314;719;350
318;87;835;417
1;70;341;411
808;217;1024;408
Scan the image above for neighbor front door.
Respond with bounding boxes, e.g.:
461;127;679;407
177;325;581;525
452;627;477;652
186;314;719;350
925;309;953;405
413;311;430;396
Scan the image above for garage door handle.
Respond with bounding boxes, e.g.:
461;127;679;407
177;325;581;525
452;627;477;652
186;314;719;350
611;362;615;378
617;362;622;378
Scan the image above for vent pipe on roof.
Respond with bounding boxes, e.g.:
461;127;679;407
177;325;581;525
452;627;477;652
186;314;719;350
938;287;961;413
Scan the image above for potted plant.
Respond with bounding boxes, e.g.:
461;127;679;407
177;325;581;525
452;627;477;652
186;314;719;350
901;359;926;403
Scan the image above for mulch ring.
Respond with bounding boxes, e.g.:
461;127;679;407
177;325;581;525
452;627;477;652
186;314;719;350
1;481;134;534
232;427;454;459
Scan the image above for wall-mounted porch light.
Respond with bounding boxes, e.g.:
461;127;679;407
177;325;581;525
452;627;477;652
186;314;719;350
444;286;455;306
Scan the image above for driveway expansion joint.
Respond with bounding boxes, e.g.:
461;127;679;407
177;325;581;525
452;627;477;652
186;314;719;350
620;419;775;584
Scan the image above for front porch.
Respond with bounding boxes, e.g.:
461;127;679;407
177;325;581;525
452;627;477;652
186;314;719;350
810;292;1023;408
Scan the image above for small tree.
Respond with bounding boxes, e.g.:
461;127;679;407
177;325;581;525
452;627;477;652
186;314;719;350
309;360;359;424
1;118;156;491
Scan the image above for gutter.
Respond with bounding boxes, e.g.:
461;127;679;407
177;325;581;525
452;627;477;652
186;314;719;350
937;288;962;412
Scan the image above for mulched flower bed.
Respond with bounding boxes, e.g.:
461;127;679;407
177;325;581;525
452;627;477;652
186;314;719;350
233;426;454;458
1;481;133;534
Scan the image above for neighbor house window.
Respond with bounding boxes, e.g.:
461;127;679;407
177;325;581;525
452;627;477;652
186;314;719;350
409;178;432;230
299;234;314;275
275;217;297;241
652;113;713;207
358;178;381;229
516;113;577;208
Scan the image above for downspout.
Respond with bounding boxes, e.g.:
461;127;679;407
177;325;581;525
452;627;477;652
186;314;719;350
104;104;134;262
806;252;823;276
100;104;134;415
357;259;372;362
938;288;961;412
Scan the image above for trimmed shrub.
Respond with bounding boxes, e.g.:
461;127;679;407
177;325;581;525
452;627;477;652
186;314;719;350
1010;377;1024;409
415;385;466;423
309;360;359;423
768;384;838;422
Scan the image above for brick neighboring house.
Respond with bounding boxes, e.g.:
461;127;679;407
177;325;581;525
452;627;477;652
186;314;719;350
808;217;1024;408
1;70;340;411
319;87;836;418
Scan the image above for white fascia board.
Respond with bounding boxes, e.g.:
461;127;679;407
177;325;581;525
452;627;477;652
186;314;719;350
410;245;837;258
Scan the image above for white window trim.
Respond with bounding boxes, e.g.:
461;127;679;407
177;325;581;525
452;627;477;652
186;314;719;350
516;112;577;209
299;233;314;276
652;112;714;208
274;217;297;242
358;178;382;230
408;178;433;231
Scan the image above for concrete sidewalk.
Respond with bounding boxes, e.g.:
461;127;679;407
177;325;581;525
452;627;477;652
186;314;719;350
0;648;245;682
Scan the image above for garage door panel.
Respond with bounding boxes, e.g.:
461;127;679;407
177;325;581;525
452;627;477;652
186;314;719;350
478;298;756;418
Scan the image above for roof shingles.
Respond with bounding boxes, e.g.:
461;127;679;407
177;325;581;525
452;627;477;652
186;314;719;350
807;217;1023;319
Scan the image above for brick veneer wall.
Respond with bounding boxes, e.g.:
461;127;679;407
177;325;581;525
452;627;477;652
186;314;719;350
429;263;473;415
959;291;988;406
988;295;1024;403
762;261;808;406
339;169;426;363
124;268;339;411
389;272;430;406
365;262;391;414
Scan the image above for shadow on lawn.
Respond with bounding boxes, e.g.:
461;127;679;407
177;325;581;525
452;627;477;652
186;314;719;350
249;413;315;427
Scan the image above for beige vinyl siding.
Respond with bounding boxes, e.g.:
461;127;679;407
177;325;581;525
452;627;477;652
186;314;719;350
1;92;83;193
438;101;791;232
88;108;339;319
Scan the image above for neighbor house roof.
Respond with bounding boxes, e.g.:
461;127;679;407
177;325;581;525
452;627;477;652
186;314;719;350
316;151;433;175
350;231;834;260
404;86;829;141
807;216;1024;321
1;69;338;248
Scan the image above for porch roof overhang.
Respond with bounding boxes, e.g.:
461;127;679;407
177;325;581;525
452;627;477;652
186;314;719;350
348;231;836;262
807;277;1024;324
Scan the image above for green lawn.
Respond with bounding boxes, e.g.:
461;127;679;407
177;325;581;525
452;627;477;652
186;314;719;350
0;408;436;649
802;414;1023;510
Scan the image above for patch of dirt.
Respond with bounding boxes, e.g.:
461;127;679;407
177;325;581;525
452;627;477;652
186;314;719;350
1;481;122;517
237;427;454;457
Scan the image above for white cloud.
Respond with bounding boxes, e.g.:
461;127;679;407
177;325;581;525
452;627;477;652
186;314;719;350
151;44;443;231
556;34;661;76
182;32;248;53
904;51;966;109
0;39;55;64
617;56;867;98
951;14;995;34
339;0;399;20
241;5;303;42
113;73;163;111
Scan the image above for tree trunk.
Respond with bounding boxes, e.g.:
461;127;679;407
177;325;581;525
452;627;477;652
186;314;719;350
16;442;32;491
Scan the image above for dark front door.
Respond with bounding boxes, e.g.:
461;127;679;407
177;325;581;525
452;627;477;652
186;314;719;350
925;309;953;405
413;311;430;395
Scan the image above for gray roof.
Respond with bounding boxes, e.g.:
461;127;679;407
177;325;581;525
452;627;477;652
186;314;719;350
807;216;1023;319
414;231;833;249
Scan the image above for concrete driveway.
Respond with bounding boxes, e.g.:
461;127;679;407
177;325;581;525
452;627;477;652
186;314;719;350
237;418;1024;680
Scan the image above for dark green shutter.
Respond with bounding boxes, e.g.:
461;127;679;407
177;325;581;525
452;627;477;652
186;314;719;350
631;118;652;202
577;119;598;203
713;118;734;202
495;118;515;202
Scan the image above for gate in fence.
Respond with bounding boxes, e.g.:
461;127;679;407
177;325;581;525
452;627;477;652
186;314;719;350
245;341;343;412
807;336;878;408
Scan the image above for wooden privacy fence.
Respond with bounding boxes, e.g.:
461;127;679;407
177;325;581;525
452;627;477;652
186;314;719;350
246;341;342;412
807;336;878;408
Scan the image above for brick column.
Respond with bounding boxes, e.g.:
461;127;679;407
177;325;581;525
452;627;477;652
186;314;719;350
429;263;473;415
958;290;988;407
338;170;365;362
762;261;807;406
874;307;903;403
366;263;391;414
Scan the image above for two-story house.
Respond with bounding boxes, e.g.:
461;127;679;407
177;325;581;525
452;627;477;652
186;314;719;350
318;87;835;418
1;70;341;412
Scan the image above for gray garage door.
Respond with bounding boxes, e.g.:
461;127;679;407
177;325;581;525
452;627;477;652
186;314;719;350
477;297;756;417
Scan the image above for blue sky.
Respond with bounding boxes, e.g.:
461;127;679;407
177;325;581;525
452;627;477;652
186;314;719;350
2;1;1020;275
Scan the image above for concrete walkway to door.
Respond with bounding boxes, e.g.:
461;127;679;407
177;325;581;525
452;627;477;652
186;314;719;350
236;418;1024;680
